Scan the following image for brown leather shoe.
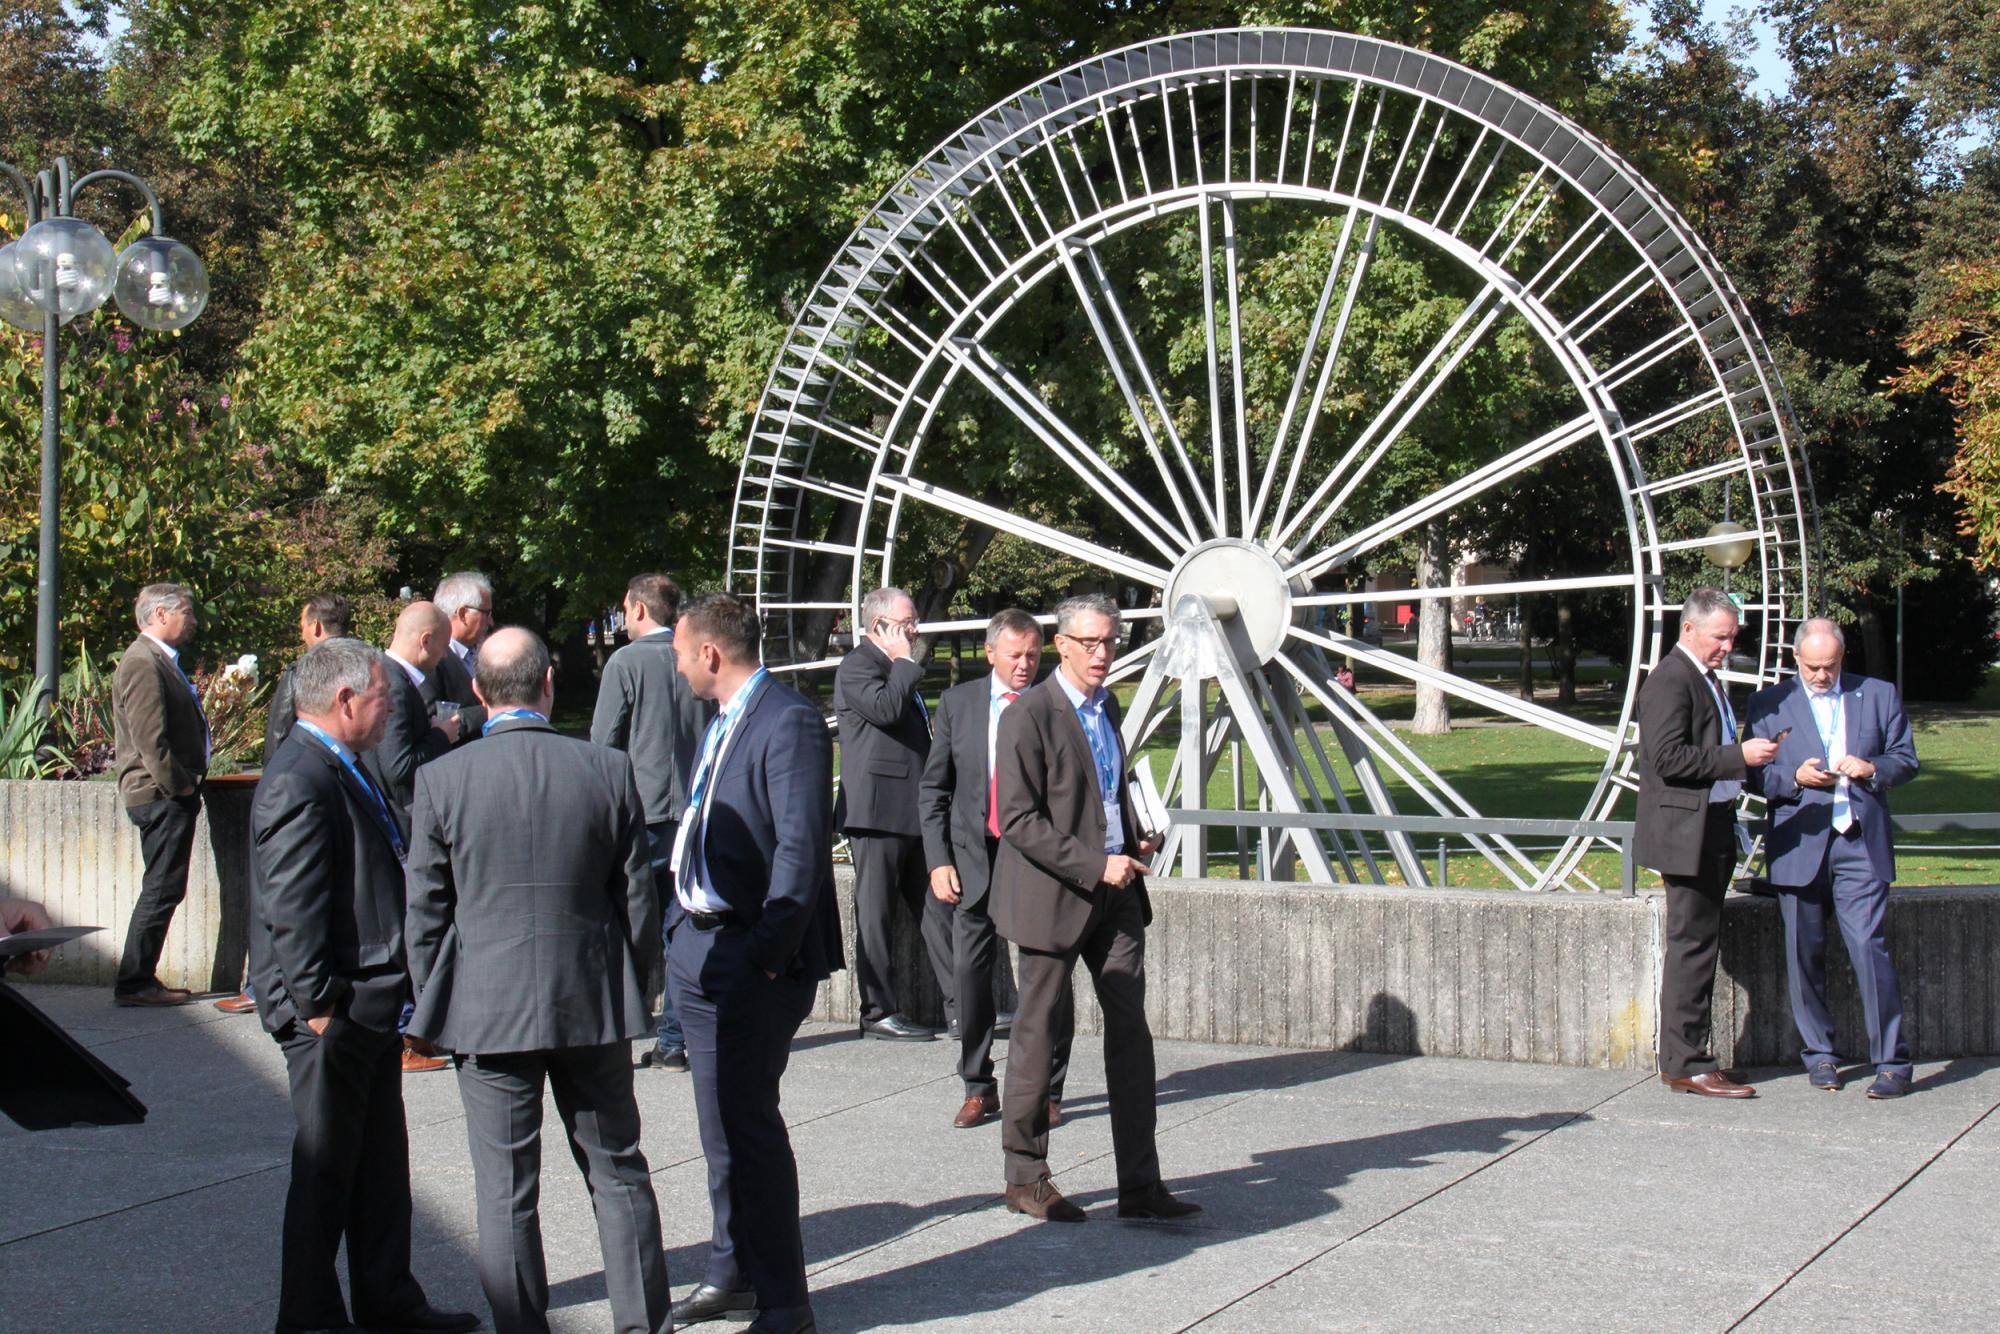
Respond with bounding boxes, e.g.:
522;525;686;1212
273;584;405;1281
1661;1071;1756;1098
401;1046;449;1074
1047;1098;1063;1128
213;990;258;1015
113;984;193;1007
1004;1177;1086;1222
953;1093;999;1128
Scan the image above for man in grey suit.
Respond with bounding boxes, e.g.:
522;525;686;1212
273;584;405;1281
1634;587;1779;1098
992;594;1199;1224
406;628;672;1334
1748;618;1920;1098
920;608;1072;1129
591;572;713;1074
834;585;956;1040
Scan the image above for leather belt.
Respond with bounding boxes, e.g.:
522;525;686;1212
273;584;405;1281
688;910;739;931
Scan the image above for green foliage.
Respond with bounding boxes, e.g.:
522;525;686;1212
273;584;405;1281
0;675;56;779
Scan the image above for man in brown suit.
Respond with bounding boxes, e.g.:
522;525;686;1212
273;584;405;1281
991;594;1200;1223
111;582;210;1007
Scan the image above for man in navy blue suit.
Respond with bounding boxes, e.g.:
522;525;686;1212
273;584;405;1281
1748;618;1920;1099
666;593;843;1334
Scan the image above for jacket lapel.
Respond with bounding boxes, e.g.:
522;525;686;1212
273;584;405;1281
1047;680;1105;821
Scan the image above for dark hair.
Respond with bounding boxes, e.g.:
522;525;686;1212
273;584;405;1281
985;607;1042;647
678;592;761;665
626;573;682;626
302;592;352;638
474;629;551;707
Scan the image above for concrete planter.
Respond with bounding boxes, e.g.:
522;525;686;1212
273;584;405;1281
5;778;1994;1069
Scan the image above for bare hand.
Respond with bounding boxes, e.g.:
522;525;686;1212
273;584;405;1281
1;897;54;975
880;620;914;661
1101;854;1150;889
1794;757;1838;789
1741;737;1779;767
1834;755;1875;782
306;1013;332;1037
1137;834;1160;857
930;865;962;904
431;713;462;743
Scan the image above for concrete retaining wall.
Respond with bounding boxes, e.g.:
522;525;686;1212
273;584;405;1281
5;778;1995;1069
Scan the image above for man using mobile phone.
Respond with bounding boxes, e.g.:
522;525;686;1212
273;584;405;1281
990;594;1199;1223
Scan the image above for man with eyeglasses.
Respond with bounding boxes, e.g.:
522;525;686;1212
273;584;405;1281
432;571;495;744
833;586;957;1041
990;594;1201;1223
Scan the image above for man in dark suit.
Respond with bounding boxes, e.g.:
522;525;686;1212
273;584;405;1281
216;593;357;1018
1635;586;1779;1099
920;608;1073;1129
1748;618;1920;1098
110;583;210;1008
248;638;475;1334
834;585;955;1040
992;594;1199;1224
591;572;713;1074
666;593;843;1334
406;628;672;1334
432;571;496;741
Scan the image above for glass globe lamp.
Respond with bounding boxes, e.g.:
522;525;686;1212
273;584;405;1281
12;217;116;324
113;236;209;332
1703;521;1756;570
0;241;42;331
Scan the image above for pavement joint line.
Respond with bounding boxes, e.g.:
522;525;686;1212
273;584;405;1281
1173;1071;1654;1331
0;1160;287;1251
1722;1094;2000;1332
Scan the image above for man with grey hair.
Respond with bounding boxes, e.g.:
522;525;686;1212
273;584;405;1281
1635;587;1779;1098
992;593;1198;1222
834;585;956;1040
433;570;495;741
111;582;209;1007
249;638;476;1334
1748;618;1920;1097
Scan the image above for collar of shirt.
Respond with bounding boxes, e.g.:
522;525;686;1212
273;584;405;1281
639;625;673;639
1673;641;1718;676
482;707;548;736
989;671;1022;703
383;650;426;689
718;667;766;720
142;632;181;665
449;637;473;662
1052;668;1107;714
291;717;360;767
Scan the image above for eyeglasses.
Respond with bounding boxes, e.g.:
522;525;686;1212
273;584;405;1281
1059;634;1115;656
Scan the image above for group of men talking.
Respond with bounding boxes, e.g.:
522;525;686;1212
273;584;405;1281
92;570;1924;1334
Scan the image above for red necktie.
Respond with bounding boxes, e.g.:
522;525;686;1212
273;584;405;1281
986;690;1019;837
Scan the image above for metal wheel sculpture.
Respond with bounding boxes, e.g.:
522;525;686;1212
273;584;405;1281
729;28;1812;890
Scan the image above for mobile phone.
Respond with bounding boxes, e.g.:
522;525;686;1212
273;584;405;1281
871;618;890;638
1772;726;1792;743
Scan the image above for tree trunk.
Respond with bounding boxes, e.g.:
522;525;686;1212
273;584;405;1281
1413;523;1452;735
1516;535;1536;701
1555;593;1578;706
1858;602;1891;681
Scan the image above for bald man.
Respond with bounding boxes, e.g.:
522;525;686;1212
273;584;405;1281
364;601;462;843
1748;618;1920;1099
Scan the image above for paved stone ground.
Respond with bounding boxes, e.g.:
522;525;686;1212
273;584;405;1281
6;983;1996;1333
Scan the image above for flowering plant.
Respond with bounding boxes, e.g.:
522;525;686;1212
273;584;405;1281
194;654;268;772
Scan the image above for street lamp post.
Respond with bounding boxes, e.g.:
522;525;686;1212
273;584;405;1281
0;156;208;711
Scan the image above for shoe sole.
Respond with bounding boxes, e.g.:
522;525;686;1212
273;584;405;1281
1006;1201;1086;1222
860;1030;937;1041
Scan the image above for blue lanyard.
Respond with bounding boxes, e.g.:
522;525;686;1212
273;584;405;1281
688;668;769;817
1076;698;1120;807
293;719;404;858
481;707;547;736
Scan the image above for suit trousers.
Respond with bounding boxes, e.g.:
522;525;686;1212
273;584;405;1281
1658;803;1738;1079
643;822;684;1050
455;1043;672;1334
275;1017;429;1330
1002;887;1158;1192
953;895;1070;1100
669;920;818;1309
115;793;202;994
849;831;956;1023
1779;826;1911;1076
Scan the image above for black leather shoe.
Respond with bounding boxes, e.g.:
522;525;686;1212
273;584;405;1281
745;1306;817;1333
365;1305;480;1333
1117;1181;1203;1220
859;1013;937;1041
671;1283;758;1325
637;1043;690;1072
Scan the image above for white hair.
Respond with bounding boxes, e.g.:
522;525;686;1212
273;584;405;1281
434;571;493;619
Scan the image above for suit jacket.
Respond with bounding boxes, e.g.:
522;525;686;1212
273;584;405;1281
671;677;844;982
1634;646;1749;877
247;730;410;1035
432;644;488;740
262;662;298;763
920;675;1005;909
833;639;929;836
589;630;713;825
1746;672;1918;886
989;675;1151;954
112;635;208;807
403;717;656;1054
361;663;451;843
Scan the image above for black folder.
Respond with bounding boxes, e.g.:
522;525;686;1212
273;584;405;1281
0;981;149;1130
